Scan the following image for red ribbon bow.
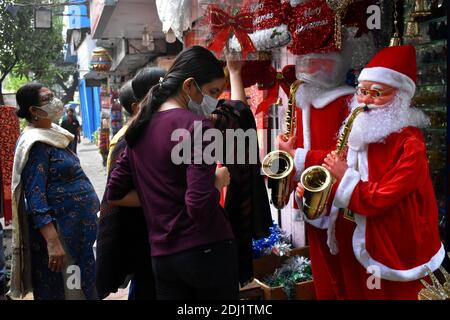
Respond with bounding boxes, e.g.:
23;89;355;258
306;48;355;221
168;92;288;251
207;7;256;59
256;65;296;114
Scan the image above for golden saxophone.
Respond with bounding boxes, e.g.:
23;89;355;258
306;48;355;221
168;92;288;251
300;105;368;219
262;80;302;209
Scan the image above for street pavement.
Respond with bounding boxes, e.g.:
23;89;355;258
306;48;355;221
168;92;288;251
77;138;107;200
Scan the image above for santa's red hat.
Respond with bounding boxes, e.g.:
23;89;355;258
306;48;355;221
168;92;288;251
358;45;416;98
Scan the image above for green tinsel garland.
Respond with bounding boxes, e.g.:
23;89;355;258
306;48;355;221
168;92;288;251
264;256;313;299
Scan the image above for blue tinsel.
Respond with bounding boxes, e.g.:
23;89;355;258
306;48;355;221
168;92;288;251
252;223;284;258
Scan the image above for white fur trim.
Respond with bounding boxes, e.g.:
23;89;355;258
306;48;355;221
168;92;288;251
333;168;361;209
353;214;446;281
229;24;291;51
312;86;355;109
289;0;304;7
294;192;329;229
293;147;308;182
358;67;416;98
358;149;369;181
304;214;329;229
327;205;340;255
301;104;311;150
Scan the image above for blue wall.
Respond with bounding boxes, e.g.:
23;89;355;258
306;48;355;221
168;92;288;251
79;79;101;141
67;0;90;29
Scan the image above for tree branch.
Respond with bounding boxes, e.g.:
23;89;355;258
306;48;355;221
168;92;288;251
55;74;69;91
0;55;19;83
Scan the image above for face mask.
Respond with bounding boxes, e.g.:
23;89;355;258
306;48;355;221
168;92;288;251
187;81;218;116
36;97;65;122
296;53;344;88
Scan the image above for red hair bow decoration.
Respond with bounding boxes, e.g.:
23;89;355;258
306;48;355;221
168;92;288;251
256;65;297;114
207;6;256;59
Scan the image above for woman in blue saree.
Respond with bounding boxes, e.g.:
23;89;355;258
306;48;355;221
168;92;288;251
10;83;99;300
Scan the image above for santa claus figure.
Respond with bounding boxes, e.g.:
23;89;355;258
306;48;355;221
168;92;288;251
323;45;445;299
278;50;355;299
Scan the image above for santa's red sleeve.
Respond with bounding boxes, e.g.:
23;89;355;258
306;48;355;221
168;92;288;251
333;135;428;216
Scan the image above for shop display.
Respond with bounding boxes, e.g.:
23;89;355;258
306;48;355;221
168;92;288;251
0;106;20;226
64;0;447;301
403;0;447;246
109;91;122;136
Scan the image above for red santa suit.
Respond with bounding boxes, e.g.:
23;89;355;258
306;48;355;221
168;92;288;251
293;83;355;299
330;45;445;299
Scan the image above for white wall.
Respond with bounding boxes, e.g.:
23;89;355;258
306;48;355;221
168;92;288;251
76;33;98;78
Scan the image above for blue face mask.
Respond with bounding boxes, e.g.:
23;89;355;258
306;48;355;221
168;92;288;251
187;81;218;116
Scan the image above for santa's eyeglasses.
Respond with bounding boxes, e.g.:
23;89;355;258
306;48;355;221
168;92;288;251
356;87;395;98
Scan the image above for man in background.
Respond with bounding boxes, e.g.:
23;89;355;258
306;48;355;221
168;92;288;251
60;107;81;154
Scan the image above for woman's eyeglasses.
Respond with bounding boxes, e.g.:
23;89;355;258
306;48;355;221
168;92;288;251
39;92;54;104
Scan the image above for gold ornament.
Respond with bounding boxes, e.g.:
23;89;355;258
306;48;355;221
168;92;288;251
89;47;112;72
411;0;432;19
418;253;450;300
389;0;402;46
326;0;353;50
404;19;421;38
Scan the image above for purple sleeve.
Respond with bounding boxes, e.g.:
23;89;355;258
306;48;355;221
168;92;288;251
184;120;221;220
106;146;134;201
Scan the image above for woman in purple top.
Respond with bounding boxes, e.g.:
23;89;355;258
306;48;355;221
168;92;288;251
107;46;246;300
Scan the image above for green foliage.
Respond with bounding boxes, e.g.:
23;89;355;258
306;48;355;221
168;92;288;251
19;118;28;132
3;73;29;92
264;256;313;300
0;1;77;102
92;129;99;145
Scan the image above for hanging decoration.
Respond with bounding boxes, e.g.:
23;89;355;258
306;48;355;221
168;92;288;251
389;0;402;46
255;64;297;114
287;0;354;55
229;0;292;52
410;0;432;19
89;47;112;72
326;0;354;48
287;0;338;55
155;0;191;42
206;4;256;59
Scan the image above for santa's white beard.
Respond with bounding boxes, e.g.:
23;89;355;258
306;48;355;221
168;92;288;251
345;91;430;151
296;83;329;110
